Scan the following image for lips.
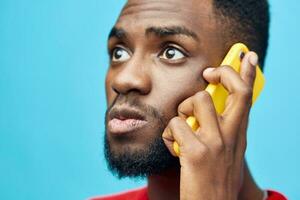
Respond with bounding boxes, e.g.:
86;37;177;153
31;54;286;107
108;107;148;135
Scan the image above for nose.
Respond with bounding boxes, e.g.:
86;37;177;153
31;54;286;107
111;57;152;95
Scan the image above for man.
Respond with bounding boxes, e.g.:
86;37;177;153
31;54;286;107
91;0;287;199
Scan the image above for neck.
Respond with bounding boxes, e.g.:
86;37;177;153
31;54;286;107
147;166;180;200
147;161;264;200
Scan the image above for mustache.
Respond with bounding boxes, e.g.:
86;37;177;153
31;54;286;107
105;95;166;123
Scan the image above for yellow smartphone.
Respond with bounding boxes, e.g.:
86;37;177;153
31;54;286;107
173;43;265;156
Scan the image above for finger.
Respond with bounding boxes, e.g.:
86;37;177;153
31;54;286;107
178;91;222;145
203;66;248;96
236;111;249;152
203;66;252;125
162;117;200;157
227;52;257;141
234;112;248;158
240;51;258;88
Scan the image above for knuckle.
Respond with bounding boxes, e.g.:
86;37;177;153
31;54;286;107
213;138;225;154
177;103;184;113
177;102;187;114
245;66;256;80
223;146;234;158
224;142;235;154
224;139;236;152
194;91;211;102
188;144;209;162
220;65;233;73
237;84;253;100
177;97;193;117
169;116;181;127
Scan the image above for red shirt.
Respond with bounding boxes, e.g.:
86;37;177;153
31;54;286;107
89;187;287;200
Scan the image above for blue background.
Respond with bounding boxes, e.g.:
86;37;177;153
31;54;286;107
1;0;299;199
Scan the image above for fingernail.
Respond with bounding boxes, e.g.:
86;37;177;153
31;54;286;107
249;53;258;66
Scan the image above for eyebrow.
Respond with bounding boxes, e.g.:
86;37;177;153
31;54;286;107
108;26;199;41
108;27;127;40
145;26;199;41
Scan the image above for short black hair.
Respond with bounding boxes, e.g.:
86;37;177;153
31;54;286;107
213;0;270;70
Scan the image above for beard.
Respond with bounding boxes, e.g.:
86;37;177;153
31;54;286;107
104;95;179;179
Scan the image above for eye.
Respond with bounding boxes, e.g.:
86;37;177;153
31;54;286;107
111;46;131;62
159;46;186;61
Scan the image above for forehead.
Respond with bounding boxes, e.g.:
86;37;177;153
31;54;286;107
116;0;216;35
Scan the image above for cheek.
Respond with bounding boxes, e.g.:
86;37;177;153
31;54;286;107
151;63;207;121
105;69;116;108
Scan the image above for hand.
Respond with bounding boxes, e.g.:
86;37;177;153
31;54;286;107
162;52;259;200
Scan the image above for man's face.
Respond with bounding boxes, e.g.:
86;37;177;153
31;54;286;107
104;0;227;177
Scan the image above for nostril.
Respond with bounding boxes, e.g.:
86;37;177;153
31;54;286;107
111;67;152;95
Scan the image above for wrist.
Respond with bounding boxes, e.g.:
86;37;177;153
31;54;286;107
180;166;238;200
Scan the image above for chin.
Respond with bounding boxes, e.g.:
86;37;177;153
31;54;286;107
104;126;179;178
107;126;159;153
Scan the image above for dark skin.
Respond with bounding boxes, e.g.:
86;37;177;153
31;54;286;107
106;0;264;199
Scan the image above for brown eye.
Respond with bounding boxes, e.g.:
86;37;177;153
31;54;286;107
159;47;185;61
112;47;131;62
